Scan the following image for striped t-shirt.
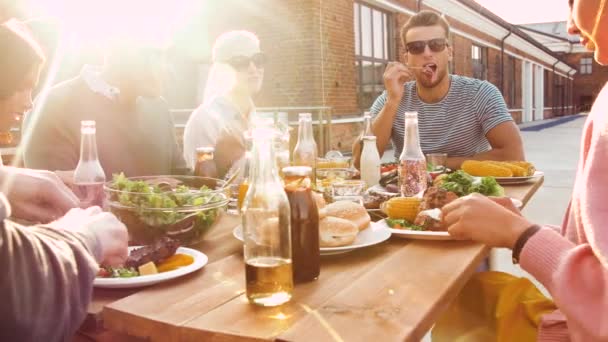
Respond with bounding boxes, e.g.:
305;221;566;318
370;75;513;159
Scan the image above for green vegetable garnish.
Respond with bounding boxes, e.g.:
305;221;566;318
438;170;503;197
386;218;425;231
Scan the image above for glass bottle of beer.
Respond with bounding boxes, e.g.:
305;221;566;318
242;127;293;307
398;112;427;197
73;120;106;208
283;166;320;283
292;113;318;187
194;147;218;178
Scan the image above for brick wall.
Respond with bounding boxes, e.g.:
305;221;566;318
564;52;608;111
196;0;580;154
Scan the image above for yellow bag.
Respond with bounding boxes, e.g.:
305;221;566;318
432;271;557;342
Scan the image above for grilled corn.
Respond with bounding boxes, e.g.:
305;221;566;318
488;161;527;177
461;160;513;177
384;197;421;221
506;161;536;176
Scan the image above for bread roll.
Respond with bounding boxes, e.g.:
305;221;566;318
319;217;358;247
313;192;326;210
324;201;371;231
318;208;327;220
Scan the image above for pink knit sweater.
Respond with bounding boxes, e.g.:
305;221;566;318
520;82;608;342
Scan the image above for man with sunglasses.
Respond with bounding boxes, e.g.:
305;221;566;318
353;10;524;170
23;38;187;177
184;30;265;177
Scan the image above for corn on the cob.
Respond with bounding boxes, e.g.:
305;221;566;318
488;161;527;177
461;160;513;177
384;197;421;221
506;161;536;176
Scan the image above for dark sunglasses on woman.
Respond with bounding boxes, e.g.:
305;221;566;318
226;53;266;71
405;38;449;55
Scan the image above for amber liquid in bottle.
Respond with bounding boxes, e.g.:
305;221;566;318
245;257;293;306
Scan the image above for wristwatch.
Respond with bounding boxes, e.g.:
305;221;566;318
512;224;541;264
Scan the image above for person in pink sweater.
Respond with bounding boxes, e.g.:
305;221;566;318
441;0;608;340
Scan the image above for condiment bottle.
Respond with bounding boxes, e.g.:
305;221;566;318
360;136;381;188
242;127;293;306
194;147;218;178
292;113;318;187
398;112;427;197
283;166;320;283
73;120;106;208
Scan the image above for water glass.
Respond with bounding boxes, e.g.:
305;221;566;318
330;180;365;205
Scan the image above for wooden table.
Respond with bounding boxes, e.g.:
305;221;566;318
81;177;544;342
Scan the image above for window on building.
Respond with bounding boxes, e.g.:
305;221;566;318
580;57;593;75
471;44;487;80
354;2;392;111
508;56;517;108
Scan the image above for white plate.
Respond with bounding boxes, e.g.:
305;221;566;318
94;247;208;289
494;171;544;185
233;223;391;256
376;219;454;240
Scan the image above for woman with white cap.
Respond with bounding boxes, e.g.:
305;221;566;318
183;30;265;177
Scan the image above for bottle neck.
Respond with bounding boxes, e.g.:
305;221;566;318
401;117;424;159
297;119;314;145
249;138;279;185
79;130;100;162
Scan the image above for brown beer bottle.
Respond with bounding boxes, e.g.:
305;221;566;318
283;166;320;283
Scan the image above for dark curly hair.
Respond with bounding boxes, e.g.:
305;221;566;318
0;20;45;100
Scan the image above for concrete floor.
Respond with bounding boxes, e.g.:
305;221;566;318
491;115;585;288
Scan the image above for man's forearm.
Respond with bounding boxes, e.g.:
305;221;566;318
353;100;399;168
0;221;99;341
446;147;525;170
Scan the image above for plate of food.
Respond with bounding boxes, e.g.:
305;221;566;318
377;214;453;240
233;201;391;255
380;172;525;240
94;237;208;289
461;160;542;185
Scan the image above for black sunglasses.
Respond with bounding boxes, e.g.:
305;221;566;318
405;38;449;55
226;53;266;70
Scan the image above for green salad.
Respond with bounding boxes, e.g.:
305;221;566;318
106;173;226;245
385;218;425;231
436;170;504;197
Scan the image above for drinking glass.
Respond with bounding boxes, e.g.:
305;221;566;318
330;180;366;205
427;153;448;172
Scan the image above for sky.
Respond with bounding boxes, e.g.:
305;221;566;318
474;0;571;24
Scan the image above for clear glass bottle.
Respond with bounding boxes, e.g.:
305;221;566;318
242;127;293;307
292;113;318;187
283;166;320;283
194;147;218;178
360;136;381;188
398;112;427;197
73;120;106;208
